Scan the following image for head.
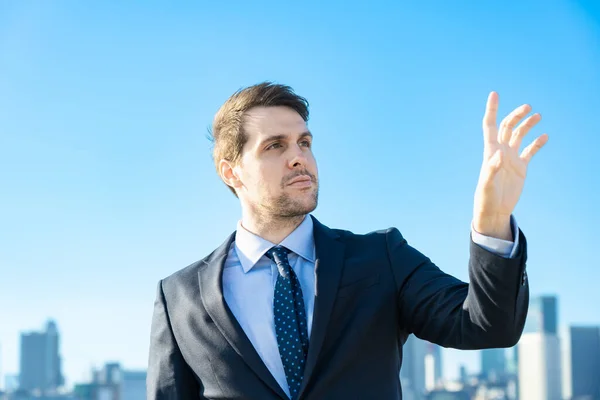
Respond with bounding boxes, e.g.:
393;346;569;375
210;82;319;219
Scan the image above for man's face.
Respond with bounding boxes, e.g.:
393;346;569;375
233;106;319;218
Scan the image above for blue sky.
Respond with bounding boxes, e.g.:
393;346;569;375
1;0;599;388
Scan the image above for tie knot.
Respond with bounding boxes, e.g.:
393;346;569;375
265;246;290;261
265;246;292;278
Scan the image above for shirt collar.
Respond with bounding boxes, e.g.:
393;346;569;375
234;214;316;273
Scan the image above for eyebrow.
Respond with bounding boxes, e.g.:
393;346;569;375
257;131;313;149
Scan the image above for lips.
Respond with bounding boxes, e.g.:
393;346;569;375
287;175;313;187
288;175;312;185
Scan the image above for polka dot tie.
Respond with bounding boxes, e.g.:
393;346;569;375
266;246;309;399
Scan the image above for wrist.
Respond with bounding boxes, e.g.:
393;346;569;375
472;213;512;241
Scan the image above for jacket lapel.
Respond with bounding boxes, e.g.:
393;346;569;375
198;232;288;400
299;216;346;398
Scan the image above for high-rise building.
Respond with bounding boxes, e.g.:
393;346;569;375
518;333;562;400
524;295;557;334
458;365;468;384
400;335;427;400
120;370;147;400
423;342;443;389
480;348;506;380
561;326;600;399
400;338;443;398
518;295;561;400
19;320;64;394
505;345;518;375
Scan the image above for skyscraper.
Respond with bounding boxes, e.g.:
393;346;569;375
518;333;562;400
518;295;561;400
120;370;147;400
459;365;468;384
424;342;443;387
400;335;426;400
524;295;557;334
480;348;506;380
505;345;518;375
561;326;600;399
19;320;64;394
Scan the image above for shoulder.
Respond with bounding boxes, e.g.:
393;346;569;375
152;258;205;303
328;225;407;257
330;225;405;245
159;234;235;294
161;259;205;286
147;244;230;313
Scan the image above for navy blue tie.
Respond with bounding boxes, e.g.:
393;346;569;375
266;246;309;399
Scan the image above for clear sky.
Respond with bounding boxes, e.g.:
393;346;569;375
1;0;599;389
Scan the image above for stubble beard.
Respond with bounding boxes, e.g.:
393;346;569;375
272;184;319;219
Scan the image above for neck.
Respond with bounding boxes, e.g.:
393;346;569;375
240;208;306;244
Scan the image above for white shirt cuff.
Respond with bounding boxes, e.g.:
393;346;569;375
471;215;520;258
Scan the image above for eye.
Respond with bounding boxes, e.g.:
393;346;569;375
266;142;282;150
300;139;311;147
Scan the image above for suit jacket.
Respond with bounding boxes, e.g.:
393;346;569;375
147;216;528;399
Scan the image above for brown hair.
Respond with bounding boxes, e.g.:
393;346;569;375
209;82;310;196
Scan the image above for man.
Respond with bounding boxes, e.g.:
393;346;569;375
147;82;548;399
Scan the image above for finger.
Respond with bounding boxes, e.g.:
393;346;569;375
481;149;504;183
482;91;499;145
520;134;549;163
510;113;542;150
499;104;532;144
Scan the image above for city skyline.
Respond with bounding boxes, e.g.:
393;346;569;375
3;300;600;392
1;320;146;395
3;295;600;399
1;0;599;389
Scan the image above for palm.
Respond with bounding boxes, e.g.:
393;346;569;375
474;92;548;221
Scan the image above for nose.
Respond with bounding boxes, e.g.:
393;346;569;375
288;144;308;169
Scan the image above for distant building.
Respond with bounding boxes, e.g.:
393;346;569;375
458;365;468;385
19;320;64;395
7;394;75;400
480;348;506;381
518;332;562;400
518;295;561;400
561;325;600;399
426;389;471;400
524;295;557;334
120;370;146;400
424;342;443;388
72;383;94;400
505;345;518;375
401;335;426;400
96;363;120;386
4;375;19;393
73;363;146;400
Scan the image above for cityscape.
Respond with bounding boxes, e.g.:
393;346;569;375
0;319;145;400
2;1;599;400
1;295;598;400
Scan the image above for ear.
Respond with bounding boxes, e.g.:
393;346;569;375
219;159;243;191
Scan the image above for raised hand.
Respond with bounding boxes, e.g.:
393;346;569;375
472;92;549;240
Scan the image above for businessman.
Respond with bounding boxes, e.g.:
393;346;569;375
147;82;548;399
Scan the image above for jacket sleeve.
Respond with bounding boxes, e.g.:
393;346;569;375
386;227;529;349
147;280;203;399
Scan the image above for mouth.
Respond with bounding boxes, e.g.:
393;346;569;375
287;175;313;188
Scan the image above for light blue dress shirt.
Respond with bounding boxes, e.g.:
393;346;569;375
222;214;519;397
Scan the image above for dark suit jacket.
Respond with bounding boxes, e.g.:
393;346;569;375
147;216;528;399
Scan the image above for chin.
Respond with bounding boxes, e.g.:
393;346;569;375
273;190;318;218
